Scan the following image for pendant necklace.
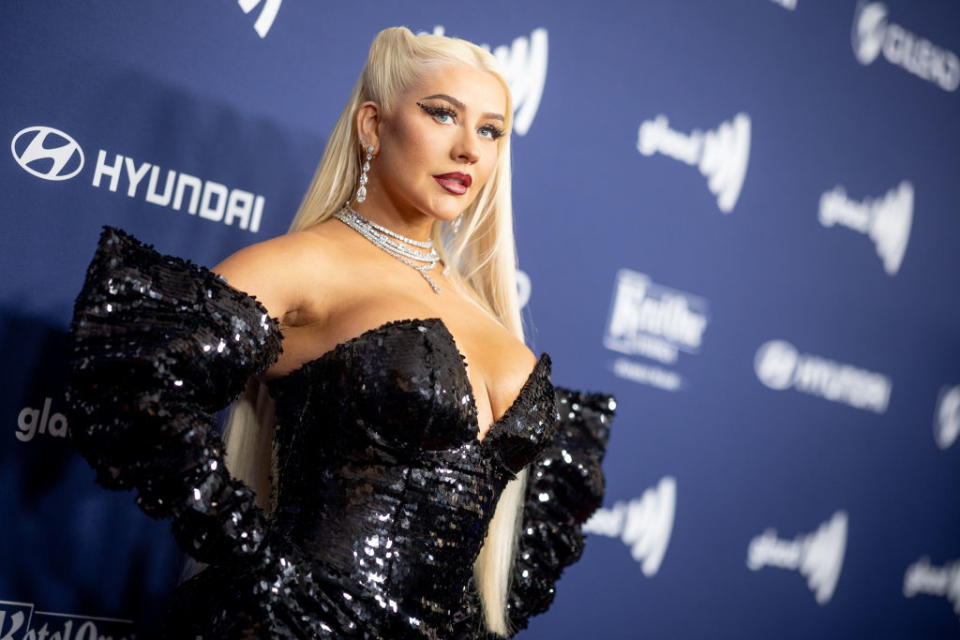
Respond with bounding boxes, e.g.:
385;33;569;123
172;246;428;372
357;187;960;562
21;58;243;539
333;205;448;295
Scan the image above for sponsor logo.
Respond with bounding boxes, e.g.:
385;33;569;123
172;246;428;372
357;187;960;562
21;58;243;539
903;556;960;618
605;268;709;391
0;600;134;640
10;126;266;233
637;112;751;213
819;181;913;276
516;269;531;309
852;1;960;92
754;340;892;413
91;150;265;232
934;385;960;450
583;476;676;577
420;26;547;136
770;0;796;9
747;510;848;605
237;0;282;38
16;397;68;443
10;126;84;181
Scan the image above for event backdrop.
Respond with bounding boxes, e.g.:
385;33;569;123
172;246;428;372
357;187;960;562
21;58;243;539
2;1;959;638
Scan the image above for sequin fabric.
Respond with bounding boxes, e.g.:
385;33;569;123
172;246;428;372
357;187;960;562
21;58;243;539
65;225;617;639
452;389;616;639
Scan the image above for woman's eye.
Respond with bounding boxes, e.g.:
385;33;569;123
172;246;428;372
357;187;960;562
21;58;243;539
418;102;456;125
417;102;503;140
479;126;504;140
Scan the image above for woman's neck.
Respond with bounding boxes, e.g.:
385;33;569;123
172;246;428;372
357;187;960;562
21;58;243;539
350;196;435;243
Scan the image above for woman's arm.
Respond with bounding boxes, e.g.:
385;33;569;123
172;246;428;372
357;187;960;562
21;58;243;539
66;226;288;559
452;386;616;638
65;226;331;636
503;387;615;632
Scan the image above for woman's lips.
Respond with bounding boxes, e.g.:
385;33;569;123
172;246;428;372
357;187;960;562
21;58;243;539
434;176;468;195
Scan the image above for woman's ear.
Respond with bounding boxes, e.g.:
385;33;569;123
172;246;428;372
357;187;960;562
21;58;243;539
355;101;381;154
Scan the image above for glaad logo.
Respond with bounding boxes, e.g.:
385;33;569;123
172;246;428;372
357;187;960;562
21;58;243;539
16;397;69;443
583;476;676;577
852;1;960;92
819;181;913;276
754;340;892;414
516;269;531;309
10;126;267;233
747;510;848;605
605;268;709;392
421;26;547;136
237;0;282;38
0;600;134;640
10;126;84;181
487;28;547;136
903;556;960;618
934;385;960;450
637;113;751;213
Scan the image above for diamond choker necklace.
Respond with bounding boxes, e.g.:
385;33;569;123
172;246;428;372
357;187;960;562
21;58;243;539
333;205;448;294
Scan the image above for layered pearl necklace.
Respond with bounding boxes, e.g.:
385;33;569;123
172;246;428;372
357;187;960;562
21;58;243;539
333;205;449;294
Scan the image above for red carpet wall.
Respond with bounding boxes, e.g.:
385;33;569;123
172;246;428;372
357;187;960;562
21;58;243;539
2;2;959;638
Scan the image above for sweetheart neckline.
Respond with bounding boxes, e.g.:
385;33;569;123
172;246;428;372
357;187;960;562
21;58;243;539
265;316;550;447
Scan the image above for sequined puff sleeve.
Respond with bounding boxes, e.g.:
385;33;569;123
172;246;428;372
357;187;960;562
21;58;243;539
504;386;615;634
64;225;286;567
454;386;616;638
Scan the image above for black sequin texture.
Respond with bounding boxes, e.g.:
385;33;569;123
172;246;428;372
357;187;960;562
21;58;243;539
65;226;617;639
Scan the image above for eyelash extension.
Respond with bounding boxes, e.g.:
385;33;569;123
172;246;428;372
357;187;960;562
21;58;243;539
416;102;505;140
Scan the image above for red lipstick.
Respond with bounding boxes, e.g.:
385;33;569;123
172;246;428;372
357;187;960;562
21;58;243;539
434;172;472;195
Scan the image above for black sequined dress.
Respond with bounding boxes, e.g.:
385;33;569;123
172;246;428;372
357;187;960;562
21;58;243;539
65;226;617;639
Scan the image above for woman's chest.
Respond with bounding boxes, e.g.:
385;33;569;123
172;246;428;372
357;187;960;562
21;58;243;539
265;317;557;472
269;293;536;437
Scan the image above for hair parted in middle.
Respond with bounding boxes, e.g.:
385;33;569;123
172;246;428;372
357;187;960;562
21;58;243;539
220;26;528;637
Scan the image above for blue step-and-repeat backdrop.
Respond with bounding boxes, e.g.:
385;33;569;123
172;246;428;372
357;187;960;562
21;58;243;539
2;1;959;638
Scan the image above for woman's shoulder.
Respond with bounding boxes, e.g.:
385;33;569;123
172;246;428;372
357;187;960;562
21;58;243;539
215;221;342;274
211;221;343;325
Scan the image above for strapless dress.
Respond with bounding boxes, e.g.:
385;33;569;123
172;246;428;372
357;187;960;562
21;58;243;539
65;225;617;639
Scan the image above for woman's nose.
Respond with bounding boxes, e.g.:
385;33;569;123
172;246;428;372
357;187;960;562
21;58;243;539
453;131;480;164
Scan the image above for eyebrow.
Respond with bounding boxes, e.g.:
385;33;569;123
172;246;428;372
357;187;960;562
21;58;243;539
421;93;505;122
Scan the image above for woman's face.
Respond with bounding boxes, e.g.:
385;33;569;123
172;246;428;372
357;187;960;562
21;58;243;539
361;62;508;224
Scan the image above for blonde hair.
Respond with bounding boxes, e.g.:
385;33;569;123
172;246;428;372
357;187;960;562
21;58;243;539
220;26;527;637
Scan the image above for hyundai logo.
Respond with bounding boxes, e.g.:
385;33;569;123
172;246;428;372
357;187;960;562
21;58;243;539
11;125;84;181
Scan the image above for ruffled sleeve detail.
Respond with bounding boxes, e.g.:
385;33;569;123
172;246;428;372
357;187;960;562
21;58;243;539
451;386;616;638
66;227;344;637
65;225;283;565
505;386;616;634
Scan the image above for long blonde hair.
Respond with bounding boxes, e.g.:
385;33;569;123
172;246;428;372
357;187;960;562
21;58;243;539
220;26;527;637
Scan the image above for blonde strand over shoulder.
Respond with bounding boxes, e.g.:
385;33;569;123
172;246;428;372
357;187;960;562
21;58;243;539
218;26;528;637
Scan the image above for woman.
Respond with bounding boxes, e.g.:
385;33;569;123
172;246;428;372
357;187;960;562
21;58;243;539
66;26;616;638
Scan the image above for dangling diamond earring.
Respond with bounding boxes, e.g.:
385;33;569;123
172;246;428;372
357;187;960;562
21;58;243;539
356;144;374;203
451;214;463;233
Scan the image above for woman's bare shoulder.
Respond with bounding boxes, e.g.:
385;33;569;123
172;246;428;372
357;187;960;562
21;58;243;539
211;221;342;323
